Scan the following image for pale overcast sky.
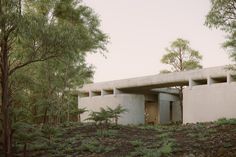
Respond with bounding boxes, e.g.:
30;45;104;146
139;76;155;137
83;0;230;82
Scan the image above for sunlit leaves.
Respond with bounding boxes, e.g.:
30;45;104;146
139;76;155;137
161;38;202;72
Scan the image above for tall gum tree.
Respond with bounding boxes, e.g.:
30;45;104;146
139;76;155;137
160;38;203;122
0;0;108;156
205;0;236;65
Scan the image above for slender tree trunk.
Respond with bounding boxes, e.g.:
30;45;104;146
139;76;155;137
1;36;12;157
115;117;118;125
67;103;70;122
178;49;183;123
23;143;27;157
78;114;81;123
179;86;183;123
43;107;48;124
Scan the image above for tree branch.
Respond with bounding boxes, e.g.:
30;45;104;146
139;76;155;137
9;54;58;75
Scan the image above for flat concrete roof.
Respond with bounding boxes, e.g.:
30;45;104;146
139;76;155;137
79;66;231;93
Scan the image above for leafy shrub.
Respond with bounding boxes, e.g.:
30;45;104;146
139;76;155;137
216;118;236;125
107;104;128;125
130;140;143;147
87;105;128;135
13;122;45;155
79;138;113;153
96;129;118;137
131;147;161;157
160;142;173;155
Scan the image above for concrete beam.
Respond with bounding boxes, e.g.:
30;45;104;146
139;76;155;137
79;66;229;93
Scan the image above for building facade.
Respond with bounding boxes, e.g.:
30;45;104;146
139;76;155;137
78;66;236;124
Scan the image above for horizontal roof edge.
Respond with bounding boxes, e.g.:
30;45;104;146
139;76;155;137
79;65;231;92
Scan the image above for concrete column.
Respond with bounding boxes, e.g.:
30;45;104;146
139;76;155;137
189;78;197;89
89;91;93;98
207;76;215;85
114;88;122;96
188;78;192;89
101;90;105;96
227;73;232;84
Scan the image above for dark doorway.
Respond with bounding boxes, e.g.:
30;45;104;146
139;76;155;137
170;101;173;122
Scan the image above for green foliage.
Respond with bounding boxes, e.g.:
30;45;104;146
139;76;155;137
131;147;162;157
87;107;113;125
79;138;114;153
130;140;143;147
129;129;174;157
0;0;108;155
107;104;128;125
7;0;108;125
87;105;127;137
131;142;173;157
159;142;173;155
87;105;128;125
205;0;235;31
216;118;236;125
205;0;236;60
10;121;236;156
13;122;47;155
41;124;60;144
8;0;108;124
96;129;118;137
158;132;172;139
160;38;203;123
161;38;203;72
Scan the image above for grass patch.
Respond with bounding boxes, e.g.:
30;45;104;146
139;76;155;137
79;138;114;153
13;121;236;157
216;118;236;125
96;129;118;137
130;140;143;147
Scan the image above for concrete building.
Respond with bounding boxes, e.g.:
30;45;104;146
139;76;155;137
78;66;236;124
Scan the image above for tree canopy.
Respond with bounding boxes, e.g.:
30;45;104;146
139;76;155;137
205;0;236;60
0;0;108;156
161;38;202;73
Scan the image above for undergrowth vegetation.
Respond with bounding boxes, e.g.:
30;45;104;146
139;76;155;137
0;118;234;157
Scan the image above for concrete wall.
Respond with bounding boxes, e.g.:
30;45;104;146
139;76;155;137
78;94;145;125
159;100;170;124
183;83;236;123
172;101;181;122
159;93;181;123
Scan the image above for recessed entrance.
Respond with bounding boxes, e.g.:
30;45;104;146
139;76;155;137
145;101;159;125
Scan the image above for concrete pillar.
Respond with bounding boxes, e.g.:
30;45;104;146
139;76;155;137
114;88;122;96
101;90;105;96
207;76;215;85
188;78;192;89
89;91;93;98
227;73;232;83
189;78;197;89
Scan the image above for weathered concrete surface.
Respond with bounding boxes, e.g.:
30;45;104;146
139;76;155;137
183;82;236;123
159;93;181;123
79;92;181;125
79;66;229;93
78;94;145;125
78;65;236;124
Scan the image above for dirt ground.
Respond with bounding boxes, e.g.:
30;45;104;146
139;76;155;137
5;120;236;157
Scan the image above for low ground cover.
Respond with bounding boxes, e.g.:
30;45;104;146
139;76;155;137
1;118;236;157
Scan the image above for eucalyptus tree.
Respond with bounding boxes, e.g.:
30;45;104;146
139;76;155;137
160;38;202;122
205;0;236;65
0;0;108;156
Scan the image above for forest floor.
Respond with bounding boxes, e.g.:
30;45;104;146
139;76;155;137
8;119;236;157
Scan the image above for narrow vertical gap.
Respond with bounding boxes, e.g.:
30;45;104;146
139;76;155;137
170;101;173;122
